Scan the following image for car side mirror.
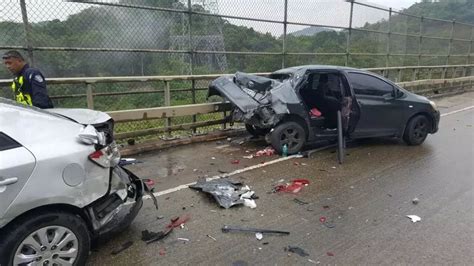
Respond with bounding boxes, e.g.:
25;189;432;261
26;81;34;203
383;93;394;101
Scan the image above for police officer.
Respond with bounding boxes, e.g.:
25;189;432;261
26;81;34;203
2;50;53;109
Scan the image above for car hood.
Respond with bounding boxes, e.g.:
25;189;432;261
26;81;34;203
48;108;112;125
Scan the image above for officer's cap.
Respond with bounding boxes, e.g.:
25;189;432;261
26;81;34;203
2;50;25;61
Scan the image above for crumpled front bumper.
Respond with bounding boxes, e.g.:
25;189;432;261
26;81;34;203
86;165;157;238
431;110;440;133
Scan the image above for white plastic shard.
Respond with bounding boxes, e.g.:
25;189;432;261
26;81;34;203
406;215;421;223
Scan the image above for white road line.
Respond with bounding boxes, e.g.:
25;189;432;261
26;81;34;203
141;105;474;200
441;105;474;117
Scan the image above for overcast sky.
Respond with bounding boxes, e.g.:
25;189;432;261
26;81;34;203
0;0;422;36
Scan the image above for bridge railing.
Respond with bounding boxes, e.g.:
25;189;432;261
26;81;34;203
1;64;473;142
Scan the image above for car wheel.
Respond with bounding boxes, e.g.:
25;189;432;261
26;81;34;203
0;211;90;266
403;115;431;145
270;121;306;154
245;124;270;137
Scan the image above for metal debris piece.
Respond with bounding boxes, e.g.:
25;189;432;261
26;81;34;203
222;225;290;235
293;198;309;205
406;215;421;223
285;246;309;257
190;178;256;209
111;241;133;255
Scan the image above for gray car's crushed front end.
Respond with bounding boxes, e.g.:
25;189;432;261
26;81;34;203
208;72;302;128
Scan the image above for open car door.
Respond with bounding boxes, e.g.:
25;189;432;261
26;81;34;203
337;73;361;163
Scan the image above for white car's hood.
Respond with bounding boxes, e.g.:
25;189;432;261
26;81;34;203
48;108;111;124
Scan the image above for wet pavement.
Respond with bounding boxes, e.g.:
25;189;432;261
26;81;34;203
88;92;474;265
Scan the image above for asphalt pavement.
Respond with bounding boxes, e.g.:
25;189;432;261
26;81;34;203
88;92;474;265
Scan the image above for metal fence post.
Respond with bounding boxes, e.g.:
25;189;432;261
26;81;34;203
282;0;288;68
19;0;34;66
467;27;473;65
345;0;354;66
187;0;194;75
418;16;423;66
164;81;172;137
385;8;392;69
446;20;455;65
86;83;94;109
191;79;197;133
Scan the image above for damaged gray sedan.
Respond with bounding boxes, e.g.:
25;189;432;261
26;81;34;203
209;65;440;154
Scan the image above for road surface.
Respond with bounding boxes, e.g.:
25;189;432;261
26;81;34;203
88;92;474;265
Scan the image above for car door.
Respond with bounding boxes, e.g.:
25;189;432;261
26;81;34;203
346;71;405;138
0;132;36;218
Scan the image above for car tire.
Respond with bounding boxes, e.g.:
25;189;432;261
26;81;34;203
270;121;306;155
0;211;90;266
403;115;431;145
245;124;270;137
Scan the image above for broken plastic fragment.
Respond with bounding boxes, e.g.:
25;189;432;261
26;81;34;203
255;232;263;240
412;197;419;204
243;199;257;209
406;215;421;223
285;246;309;257
273;179;310;193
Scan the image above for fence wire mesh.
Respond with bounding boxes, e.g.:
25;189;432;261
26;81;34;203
0;0;473;142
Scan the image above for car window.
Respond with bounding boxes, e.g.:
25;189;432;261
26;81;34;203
348;72;393;97
0;132;22;151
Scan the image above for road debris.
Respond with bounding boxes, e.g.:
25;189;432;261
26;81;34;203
159;247;166;256
222;225;290;235
285;246;309;257
207;234;217;241
243;155;254;159
141;229;171;243
177;238;190;242
255;232;263;240
293;198;309;205
141;215;191;244
308;259;319;264
273;179;310;193
231;159;240;164
319;217;327;223
110;241;133;255
412;197;419;204
327;252;334;256
406;215;421;223
190;178;257;209
255;147;276;157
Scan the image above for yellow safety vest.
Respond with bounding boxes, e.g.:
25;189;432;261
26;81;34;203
11;76;32;106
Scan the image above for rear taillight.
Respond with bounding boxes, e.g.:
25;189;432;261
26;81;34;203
89;142;120;167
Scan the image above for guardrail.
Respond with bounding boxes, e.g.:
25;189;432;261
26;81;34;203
1;64;473;141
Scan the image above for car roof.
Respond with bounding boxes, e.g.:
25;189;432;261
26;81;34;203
272;65;361;75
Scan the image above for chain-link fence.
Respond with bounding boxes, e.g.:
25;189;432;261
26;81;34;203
1;0;473;142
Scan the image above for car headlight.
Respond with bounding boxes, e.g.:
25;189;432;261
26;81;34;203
429;100;438;110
